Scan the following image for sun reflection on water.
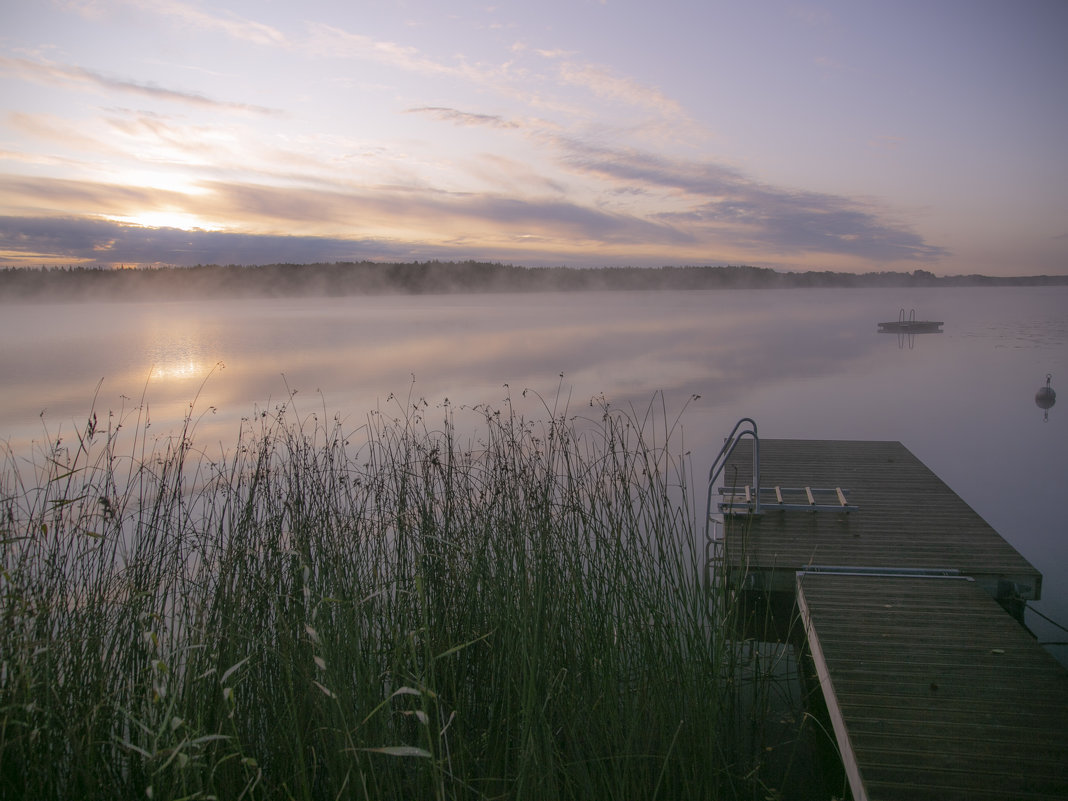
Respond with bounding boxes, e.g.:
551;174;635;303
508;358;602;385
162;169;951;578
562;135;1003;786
152;359;206;381
141;311;222;387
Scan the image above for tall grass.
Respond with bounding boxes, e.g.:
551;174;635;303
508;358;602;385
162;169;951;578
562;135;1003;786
1;387;795;800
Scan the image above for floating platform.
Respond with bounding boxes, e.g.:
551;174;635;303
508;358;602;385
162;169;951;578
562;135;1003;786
877;320;944;333
878;308;943;333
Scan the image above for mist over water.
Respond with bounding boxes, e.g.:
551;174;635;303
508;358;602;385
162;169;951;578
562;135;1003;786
3;285;1066;663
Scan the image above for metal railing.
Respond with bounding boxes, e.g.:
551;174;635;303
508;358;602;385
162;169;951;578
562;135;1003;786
702;417;759;596
704;417;760;544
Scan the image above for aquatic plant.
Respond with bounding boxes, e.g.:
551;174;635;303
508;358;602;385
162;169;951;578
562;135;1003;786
0;387;810;800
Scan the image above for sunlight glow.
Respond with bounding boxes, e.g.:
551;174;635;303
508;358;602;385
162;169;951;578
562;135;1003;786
153;359;207;382
1;2;1065;275
105;210;218;231
99;170;220;231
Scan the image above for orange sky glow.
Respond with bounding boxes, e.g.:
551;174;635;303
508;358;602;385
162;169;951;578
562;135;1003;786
1;1;1066;275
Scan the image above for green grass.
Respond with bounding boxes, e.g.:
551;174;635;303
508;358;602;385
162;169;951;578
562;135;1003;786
1;387;799;800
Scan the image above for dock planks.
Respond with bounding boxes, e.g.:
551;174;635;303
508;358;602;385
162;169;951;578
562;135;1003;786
797;572;1068;801
719;440;1042;600
712;439;1066;800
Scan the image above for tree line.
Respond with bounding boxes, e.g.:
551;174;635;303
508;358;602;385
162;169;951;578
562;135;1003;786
2;261;1066;301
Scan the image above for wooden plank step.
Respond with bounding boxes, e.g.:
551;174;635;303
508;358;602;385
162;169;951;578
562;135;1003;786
717;485;857;513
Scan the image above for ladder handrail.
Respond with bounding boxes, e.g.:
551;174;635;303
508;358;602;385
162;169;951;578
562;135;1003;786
706;417;757;483
704;417;760;542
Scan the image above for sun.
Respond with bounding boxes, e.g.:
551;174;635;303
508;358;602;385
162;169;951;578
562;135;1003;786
101;170;221;231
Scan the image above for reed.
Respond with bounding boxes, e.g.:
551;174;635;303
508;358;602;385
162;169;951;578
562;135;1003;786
0;388;795;800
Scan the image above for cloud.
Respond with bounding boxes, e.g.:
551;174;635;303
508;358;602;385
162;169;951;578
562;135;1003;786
554;140;948;261
0;166;693;266
556;62;686;118
0;56;280;114
300;21;689;127
0;212;680;268
145;0;286;45
0;138;946;266
446;195;688;244
0;148;78;168
674;194;946;262
466;153;569;196
0;215;390;265
3;115;108;159
195;180;688;245
68;0;287;46
10;109;190;160
407;107;519;129
303;23;462;77
557;139;743;195
0;174;189;215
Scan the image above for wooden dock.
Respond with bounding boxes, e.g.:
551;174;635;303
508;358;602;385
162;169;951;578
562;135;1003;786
718;440;1041;605
798;571;1068;800
713;438;1067;801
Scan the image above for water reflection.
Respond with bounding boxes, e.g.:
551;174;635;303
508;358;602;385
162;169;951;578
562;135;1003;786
1;287;1066;666
1;289;1061;452
143;314;218;383
893;331;918;350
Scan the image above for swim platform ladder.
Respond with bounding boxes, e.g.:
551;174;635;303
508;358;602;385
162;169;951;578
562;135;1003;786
704;418;857;536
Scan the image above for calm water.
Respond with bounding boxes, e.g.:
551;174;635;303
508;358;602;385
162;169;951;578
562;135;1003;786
3;286;1066;662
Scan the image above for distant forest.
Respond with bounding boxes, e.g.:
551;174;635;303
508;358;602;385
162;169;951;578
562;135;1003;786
2;261;1067;302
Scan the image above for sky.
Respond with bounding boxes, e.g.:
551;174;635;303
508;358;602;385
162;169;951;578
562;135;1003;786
1;0;1066;276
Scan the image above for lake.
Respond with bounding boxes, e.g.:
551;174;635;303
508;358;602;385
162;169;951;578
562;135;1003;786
2;285;1066;663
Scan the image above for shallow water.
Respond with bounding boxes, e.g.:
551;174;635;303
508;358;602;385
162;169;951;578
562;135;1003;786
3;285;1066;662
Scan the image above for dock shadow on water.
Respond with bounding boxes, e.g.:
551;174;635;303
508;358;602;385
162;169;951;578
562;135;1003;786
0;388;845;801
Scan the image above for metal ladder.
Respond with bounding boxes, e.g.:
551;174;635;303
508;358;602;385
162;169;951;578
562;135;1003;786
702;418;759;594
703;417;760;545
702;418;860;594
703;418;859;537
